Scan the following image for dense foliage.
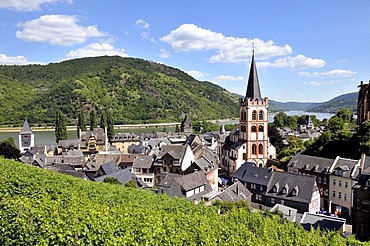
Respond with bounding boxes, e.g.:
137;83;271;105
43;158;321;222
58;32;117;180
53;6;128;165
0;158;363;245
0;56;239;126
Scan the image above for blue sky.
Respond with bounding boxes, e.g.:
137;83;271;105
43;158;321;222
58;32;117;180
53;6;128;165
1;0;369;102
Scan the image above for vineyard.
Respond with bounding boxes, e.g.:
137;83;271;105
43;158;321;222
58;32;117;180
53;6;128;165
0;157;365;245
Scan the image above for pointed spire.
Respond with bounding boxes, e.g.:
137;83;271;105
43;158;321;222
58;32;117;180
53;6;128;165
220;124;226;134
20;118;33;134
245;51;262;101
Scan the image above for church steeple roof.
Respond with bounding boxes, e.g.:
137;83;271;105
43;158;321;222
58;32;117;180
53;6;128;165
20;118;33;134
245;51;262;101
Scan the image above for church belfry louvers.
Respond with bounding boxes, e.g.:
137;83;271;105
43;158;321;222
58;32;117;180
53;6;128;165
218;51;275;174
239;51;269;167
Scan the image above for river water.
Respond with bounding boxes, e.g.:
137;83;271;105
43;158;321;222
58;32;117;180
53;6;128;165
0;111;334;148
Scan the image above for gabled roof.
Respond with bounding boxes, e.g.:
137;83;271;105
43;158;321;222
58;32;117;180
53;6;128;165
132;155;153;169
330;157;360;178
20;118;32;134
232;162;273;186
245;52;262;101
216;181;252;202
267;171;317;203
288;154;334;174
100;161;117;175
157;145;185;160
94;169;147;188
158;171;209;192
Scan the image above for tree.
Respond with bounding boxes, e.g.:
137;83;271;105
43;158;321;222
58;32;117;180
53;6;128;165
0;141;20;159
273;112;287;128
175;124;180;133
100;111;107;130
268;125;284;152
77;110;86;138
90;109;97;130
107;111;114;140
55;110;68;144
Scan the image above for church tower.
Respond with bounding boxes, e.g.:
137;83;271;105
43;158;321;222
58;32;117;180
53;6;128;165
357;81;370;125
18;118;34;153
239;51;269;167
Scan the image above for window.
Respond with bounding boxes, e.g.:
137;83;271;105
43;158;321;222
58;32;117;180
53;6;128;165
256;194;262;201
345;182;348;188
271;198;275;204
361;202;370;212
318;177;322;184
143;178;153;183
339;181;342;187
282;187;287;194
252;111;257;120
251;125;257;132
324;189;329;196
258;144;263;155
338;192;342;199
323;177;327;184
292;189;297;196
332;191;336;197
335;169;343;176
252;144;257;155
344;193;347;200
258;125;264;132
259;111;264;120
260;186;263;191
272;186;277;193
251;183;256;189
333;179;336;186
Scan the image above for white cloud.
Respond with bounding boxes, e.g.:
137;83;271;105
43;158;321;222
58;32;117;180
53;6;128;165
0;0;71;11
304;81;336;87
0;53;28;64
134;19;155;42
161;24;292;63
66;42;128;59
258;54;325;69
16;15;105;46
159;48;170;58
186;70;208;80
134;19;150;29
299;69;356;77
213;75;244;82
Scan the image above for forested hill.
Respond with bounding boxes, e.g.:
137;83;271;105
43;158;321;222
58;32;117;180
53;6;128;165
0;56;239;126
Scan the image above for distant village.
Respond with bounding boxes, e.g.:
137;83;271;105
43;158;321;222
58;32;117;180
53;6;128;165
15;53;370;242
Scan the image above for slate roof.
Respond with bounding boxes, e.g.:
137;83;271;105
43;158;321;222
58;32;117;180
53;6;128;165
157;145;185;160
159;171;209;192
20;118;32;134
288;154;334;173
232;162;273;186
58;139;80;148
100;161;117;175
132;155;153;169
267;171;317;204
245;52;262;101
330;157;360;178
300;212;346;231
111;132;140;141
216;181;252;202
95;169;147;188
81;128;106;144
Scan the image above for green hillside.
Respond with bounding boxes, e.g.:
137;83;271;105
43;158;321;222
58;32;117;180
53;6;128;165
0;56;239;126
306;92;357;113
0;157;364;245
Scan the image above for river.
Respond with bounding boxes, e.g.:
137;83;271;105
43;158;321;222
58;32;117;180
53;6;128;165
0;111;334;148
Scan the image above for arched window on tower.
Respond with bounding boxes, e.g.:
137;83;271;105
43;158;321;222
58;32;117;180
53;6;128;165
251;125;256;132
252;144;257;155
258;144;263;155
252;110;257;120
259;111;264;120
258;125;264;132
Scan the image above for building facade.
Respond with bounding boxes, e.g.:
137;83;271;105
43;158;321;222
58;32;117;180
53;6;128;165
219;52;275;173
19;119;34;153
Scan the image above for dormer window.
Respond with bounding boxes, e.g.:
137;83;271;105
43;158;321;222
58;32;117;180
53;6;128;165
282;187;287;194
272;186;277;193
335;169;343;176
291;186;299;196
292;189;297;196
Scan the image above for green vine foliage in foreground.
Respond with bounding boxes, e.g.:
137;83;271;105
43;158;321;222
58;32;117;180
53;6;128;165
0;157;366;245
